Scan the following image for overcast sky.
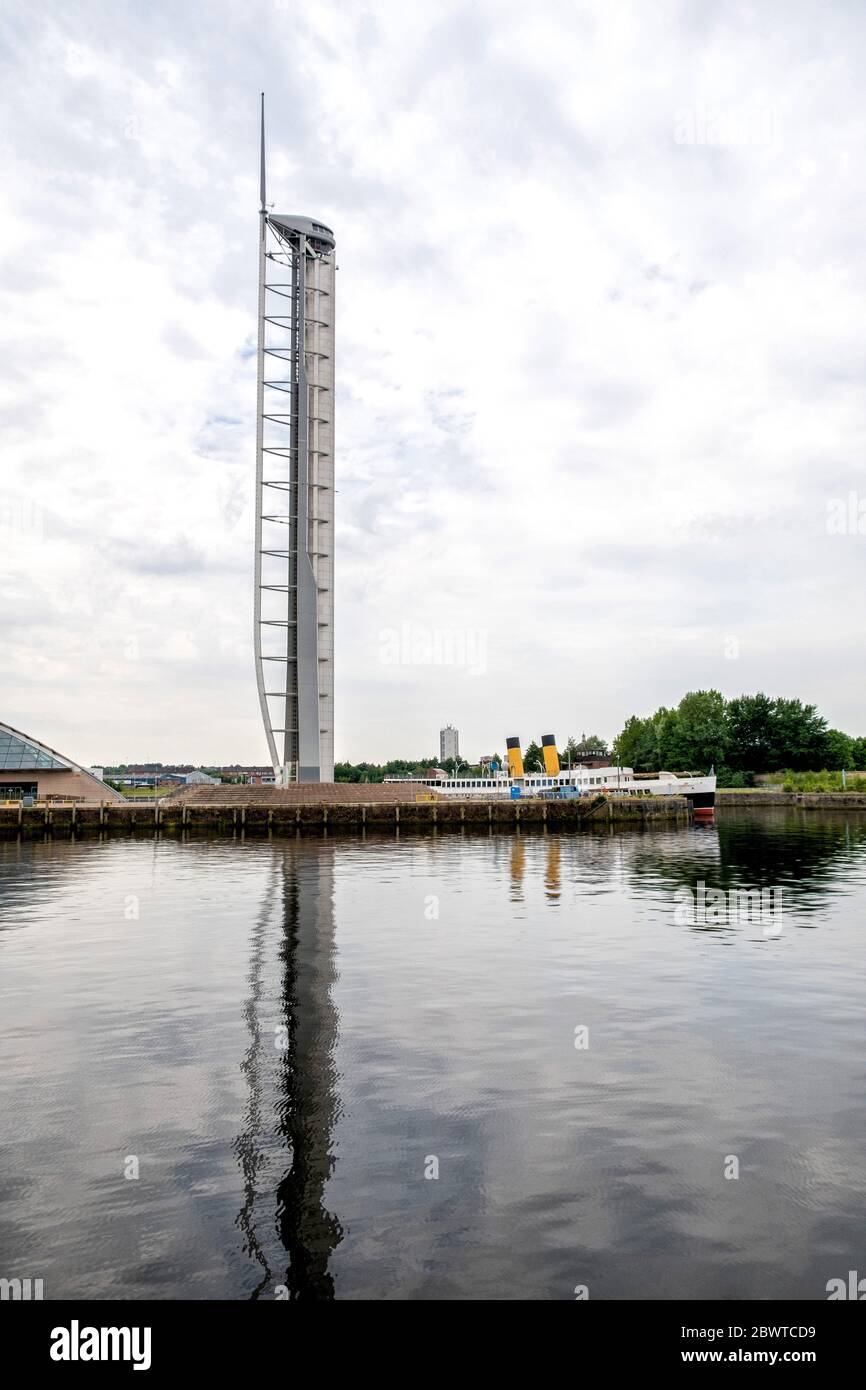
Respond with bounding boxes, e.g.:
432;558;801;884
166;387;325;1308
1;0;864;766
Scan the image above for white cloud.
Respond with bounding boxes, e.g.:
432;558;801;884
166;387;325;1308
0;0;864;764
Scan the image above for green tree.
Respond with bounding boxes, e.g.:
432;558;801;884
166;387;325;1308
613;714;662;771
562;735;580;765
614;690;857;777
660;690;728;772
767;699;827;771
822;728;854;769
614;693;726;772
725;692;775;772
523;741;543;772
354;762;385;783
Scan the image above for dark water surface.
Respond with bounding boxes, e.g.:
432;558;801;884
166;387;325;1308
1;809;865;1300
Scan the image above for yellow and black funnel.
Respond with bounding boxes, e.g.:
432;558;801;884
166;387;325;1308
541;734;560;776
506;737;524;779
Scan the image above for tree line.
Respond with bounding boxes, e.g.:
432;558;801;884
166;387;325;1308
334;736;610;783
612;691;866;778
336;697;864;784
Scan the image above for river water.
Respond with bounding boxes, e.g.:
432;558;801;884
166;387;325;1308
1;808;864;1300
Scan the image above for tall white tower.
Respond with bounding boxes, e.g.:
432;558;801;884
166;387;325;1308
254;97;335;782
440;725;459;762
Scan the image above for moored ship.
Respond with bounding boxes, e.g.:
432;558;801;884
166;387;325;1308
385;734;716;817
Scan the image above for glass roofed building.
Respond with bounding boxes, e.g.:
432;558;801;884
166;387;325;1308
0;722;124;804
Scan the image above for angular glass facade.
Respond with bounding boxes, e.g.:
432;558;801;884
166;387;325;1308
0;730;68;770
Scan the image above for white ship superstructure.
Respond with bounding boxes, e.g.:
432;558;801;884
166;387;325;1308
385;747;716;815
387;765;714;800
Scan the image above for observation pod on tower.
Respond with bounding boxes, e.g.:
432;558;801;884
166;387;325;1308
254;96;336;784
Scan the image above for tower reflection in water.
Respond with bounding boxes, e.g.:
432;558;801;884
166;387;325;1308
235;842;342;1299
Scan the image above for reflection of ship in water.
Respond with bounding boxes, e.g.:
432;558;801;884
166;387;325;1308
508;836;561;902
509;839;525;900
234;843;342;1299
544;839;561;902
499;815;866;921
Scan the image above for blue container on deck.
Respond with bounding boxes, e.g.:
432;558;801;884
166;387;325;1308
510;786;521;800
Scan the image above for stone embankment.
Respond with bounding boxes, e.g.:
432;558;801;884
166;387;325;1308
0;790;691;838
717;791;866;808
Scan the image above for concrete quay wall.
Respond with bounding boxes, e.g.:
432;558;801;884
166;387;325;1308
717;791;866;809
0;795;692;839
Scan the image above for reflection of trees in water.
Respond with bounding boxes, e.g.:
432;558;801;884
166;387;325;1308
493;814;866;920
235;843;342;1300
624;811;866;915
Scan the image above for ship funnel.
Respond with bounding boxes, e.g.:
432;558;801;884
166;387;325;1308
506;737;524;779
542;734;560;776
